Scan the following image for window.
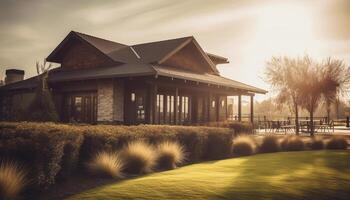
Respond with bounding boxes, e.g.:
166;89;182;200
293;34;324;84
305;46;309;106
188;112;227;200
136;96;145;120
221;100;225;108
181;96;189;123
157;93;190;124
166;95;175;124
131;93;135;102
212;100;216;108
156;94;164;124
74;97;82;122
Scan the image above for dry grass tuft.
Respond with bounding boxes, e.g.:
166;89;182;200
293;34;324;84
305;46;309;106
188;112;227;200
0;161;27;200
87;151;124;179
259;135;280;153
326;137;348;150
280;136;305;151
309;138;324;150
232;136;256;156
121;141;156;174
156;141;186;170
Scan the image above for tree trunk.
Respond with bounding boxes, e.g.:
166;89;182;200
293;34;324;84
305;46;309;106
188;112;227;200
310;109;314;137
326;106;331;124
294;103;299;135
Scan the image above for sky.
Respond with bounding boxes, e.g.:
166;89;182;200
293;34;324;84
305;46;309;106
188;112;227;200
1;0;350;101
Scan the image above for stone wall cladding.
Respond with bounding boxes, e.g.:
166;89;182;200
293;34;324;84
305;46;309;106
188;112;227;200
113;79;124;122
97;79;114;122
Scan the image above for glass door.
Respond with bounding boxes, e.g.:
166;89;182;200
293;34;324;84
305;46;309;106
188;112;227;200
130;89;146;124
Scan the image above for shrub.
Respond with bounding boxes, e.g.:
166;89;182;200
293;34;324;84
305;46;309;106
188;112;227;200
310;139;324;150
227;122;254;134
156;141;185;170
0;122;84;189
280;136;305;151
87;151;123;179
0;122;234;187
203;129;234;160
0;161;27;200
120;141;156;174
259;136;280;153
205;121;254;134
232;136;256;156
26;87;59;122
326;137;348;150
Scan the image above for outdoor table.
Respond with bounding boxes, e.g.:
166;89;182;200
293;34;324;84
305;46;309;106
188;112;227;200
298;120;321;133
268;120;290;132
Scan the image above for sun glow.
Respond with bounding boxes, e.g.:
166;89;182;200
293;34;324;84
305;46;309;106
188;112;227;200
252;3;322;57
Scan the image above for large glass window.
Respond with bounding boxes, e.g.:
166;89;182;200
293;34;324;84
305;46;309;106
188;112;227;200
181;96;190;123
156;93;190;124
156;94;164;124
74;97;82;122
166;95;175;124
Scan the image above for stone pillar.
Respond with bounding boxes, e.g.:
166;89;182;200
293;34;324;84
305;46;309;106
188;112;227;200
113;80;124;123
97;79;114;122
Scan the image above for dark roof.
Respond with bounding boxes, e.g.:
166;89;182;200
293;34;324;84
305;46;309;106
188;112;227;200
6;69;25;75
48;64;155;82
206;53;229;64
2;31;267;94
152;65;267;94
0;76;37;91
131;36;192;64
47;32;219;67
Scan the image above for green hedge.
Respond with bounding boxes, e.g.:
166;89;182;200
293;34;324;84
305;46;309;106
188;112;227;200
204;121;254;134
0;122;233;189
0;122;84;189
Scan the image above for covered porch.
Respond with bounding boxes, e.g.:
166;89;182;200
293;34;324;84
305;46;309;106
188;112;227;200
124;76;258;125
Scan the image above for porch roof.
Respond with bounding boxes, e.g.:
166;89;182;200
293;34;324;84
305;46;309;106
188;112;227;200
152;66;267;94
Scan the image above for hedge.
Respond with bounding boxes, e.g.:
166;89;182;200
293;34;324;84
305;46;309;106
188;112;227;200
0;122;234;189
0;122;84;189
203;121;254;134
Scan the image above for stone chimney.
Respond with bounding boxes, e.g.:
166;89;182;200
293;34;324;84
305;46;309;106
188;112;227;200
5;69;25;85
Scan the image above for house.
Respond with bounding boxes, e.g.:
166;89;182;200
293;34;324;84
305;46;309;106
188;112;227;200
0;31;267;124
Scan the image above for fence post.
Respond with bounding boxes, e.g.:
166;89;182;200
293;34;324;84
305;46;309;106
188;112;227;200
347;117;349;128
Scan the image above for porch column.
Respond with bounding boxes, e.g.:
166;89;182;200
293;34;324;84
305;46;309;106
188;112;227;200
150;84;157;124
238;95;242;122
250;95;254;123
174;87;178;124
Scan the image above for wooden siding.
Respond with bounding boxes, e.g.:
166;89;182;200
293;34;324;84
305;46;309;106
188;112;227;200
61;38;115;69
163;42;214;74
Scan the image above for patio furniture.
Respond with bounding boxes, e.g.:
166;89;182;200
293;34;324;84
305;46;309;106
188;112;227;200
315;120;334;134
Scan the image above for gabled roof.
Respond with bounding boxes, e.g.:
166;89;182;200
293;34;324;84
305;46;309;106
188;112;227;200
3;31;266;94
131;36;192;64
47;31;221;74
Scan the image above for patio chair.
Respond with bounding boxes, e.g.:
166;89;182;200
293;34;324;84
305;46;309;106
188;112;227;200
314;120;334;134
281;121;296;134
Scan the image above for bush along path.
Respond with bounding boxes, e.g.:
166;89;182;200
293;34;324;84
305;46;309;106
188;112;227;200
0;122;349;199
69;151;350;200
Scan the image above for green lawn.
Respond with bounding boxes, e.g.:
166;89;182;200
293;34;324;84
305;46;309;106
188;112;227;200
69;151;350;200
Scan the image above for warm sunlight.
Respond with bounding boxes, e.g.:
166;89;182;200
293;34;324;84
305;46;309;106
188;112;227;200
1;1;350;200
256;3;318;54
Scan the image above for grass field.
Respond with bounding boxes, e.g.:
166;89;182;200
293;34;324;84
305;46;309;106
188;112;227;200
69;151;350;200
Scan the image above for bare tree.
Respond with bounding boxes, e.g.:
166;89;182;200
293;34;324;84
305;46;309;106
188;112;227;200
26;59;58;122
321;57;350;121
265;56;303;134
36;60;52;91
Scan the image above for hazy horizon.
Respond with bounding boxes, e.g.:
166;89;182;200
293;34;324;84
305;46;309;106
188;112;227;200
1;0;350;101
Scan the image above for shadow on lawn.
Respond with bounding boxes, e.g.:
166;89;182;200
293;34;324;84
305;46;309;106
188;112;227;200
216;151;350;200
